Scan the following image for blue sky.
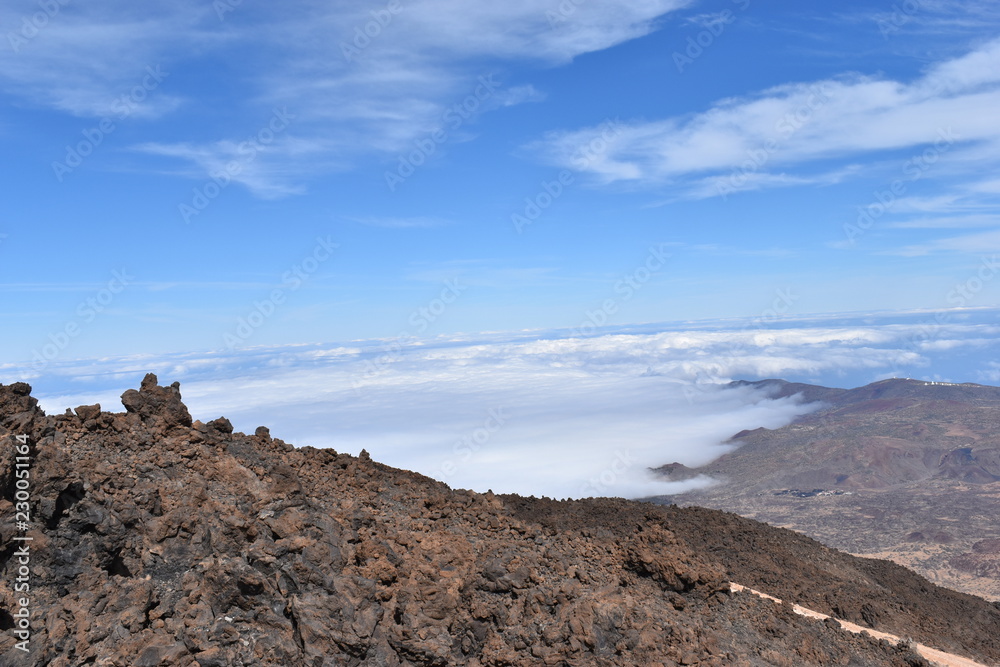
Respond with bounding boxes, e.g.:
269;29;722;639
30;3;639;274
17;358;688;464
3;1;1000;495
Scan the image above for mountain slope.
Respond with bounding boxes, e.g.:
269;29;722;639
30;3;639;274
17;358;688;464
0;375;994;665
654;378;1000;601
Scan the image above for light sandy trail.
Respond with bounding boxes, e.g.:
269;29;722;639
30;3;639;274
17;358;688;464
729;583;991;667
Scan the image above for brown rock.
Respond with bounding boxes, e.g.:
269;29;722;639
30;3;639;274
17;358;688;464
207;417;233;434
74;404;102;421
120;373;192;428
0;377;995;667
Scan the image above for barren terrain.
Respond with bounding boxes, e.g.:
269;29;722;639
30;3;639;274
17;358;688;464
3;375;998;665
655;379;1000;602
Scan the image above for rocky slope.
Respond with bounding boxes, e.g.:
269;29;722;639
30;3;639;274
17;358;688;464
0;375;994;665
653;378;1000;601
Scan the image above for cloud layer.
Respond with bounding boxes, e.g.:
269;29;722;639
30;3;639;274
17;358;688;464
17;308;1000;499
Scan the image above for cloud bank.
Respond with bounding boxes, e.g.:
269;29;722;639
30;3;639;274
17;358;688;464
14;308;1000;499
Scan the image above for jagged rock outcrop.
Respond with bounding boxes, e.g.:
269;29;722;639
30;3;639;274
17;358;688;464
120;373;193;429
0;375;987;665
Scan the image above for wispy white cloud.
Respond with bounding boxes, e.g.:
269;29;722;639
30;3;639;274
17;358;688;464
248;0;683;166
0;1;212;117
880;188;1000;228
978;360;1000;383
373;0;692;63
888;214;1000;229
134;135;313;199
680;164;863;200
527;38;1000;196
494;84;547;107
865;0;1000;38
0;1;688;197
969;177;1000;194
895;228;1000;255
683;12;736;29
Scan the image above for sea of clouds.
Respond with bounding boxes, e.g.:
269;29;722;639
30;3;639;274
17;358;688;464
8;307;1000;499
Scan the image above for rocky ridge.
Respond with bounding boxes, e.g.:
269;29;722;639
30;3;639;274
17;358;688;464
0;375;991;665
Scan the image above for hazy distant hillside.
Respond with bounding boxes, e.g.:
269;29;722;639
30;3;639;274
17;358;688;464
654;378;1000;601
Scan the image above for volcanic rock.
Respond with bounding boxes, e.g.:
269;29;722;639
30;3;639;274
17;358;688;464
0;377;994;665
120;372;193;429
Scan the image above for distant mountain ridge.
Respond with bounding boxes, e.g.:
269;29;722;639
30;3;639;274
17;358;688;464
654;377;1000;601
731;377;1000;407
720;378;1000;488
